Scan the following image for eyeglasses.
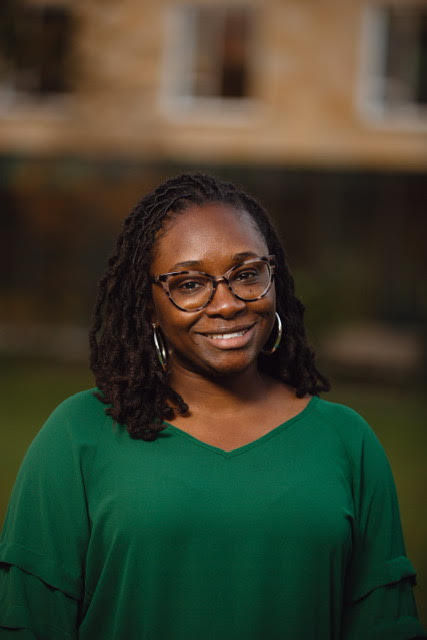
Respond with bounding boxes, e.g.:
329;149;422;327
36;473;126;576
151;255;275;312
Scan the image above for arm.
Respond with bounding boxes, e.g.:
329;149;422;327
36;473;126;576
0;565;79;639
342;421;426;639
0;392;100;638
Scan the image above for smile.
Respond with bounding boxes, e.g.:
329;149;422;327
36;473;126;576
209;330;249;340
198;324;256;349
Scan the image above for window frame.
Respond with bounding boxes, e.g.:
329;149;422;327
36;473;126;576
0;2;74;112
357;2;427;129
159;3;262;123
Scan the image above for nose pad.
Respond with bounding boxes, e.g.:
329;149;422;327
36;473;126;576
206;280;246;315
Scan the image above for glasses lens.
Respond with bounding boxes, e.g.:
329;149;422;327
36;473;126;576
168;273;213;310
230;260;271;300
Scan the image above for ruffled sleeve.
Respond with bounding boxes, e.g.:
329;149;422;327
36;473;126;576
0;391;101;637
0;564;78;638
341;419;426;639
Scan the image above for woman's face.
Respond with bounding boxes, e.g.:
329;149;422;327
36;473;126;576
150;202;276;379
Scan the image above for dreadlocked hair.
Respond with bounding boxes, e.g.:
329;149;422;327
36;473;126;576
89;172;330;441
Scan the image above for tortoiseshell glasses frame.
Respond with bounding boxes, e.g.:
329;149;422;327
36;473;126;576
151;255;276;312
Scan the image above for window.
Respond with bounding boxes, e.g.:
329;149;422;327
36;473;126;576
382;5;427;108
163;4;255;108
360;3;427;122
0;2;74;103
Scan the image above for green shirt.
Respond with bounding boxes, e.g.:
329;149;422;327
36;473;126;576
0;390;425;639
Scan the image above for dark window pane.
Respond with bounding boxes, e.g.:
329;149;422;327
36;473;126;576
220;10;251;98
416;13;427;104
1;5;73;95
383;6;427;107
190;6;252;99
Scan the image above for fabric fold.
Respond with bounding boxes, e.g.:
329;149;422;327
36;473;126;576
345;555;417;604
356;616;427;640
0;628;38;639
0;542;82;601
0;564;77;639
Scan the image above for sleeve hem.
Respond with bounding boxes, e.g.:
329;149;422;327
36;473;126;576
0;542;82;600
362;616;427;640
1;605;75;638
344;555;417;604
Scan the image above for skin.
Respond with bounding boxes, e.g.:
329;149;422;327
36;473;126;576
150;202;310;451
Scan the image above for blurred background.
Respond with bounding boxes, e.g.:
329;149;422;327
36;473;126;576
0;0;426;624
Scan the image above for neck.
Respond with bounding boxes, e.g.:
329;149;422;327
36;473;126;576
169;362;269;413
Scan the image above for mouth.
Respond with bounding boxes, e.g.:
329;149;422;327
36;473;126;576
205;329;249;340
197;324;256;349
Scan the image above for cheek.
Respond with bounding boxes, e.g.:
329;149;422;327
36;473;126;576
270;281;277;305
256;288;277;336
150;288;171;324
151;290;196;343
258;284;276;317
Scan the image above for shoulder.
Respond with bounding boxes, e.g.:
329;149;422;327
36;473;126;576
37;388;107;439
311;396;370;434
21;388;108;473
44;387;106;421
310;396;388;466
310;398;397;492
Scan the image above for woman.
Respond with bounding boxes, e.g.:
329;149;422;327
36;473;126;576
0;173;425;639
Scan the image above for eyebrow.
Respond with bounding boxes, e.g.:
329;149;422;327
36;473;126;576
169;252;260;271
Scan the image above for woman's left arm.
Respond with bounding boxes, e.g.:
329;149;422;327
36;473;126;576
342;421;426;639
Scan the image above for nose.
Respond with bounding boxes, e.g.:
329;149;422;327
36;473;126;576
205;281;246;317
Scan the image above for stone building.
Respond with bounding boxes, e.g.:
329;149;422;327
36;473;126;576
1;0;426;166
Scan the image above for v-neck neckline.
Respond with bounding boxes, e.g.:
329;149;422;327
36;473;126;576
162;396;319;458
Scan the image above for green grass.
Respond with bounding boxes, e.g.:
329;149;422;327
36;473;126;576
1;358;426;626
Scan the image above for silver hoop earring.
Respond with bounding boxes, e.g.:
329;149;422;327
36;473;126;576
152;323;168;371
262;312;282;355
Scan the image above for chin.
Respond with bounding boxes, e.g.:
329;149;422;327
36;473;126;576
172;344;261;379
199;353;258;378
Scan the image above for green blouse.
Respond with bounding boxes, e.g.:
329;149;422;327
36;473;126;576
0;390;425;639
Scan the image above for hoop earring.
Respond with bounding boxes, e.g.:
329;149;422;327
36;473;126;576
152;323;168;371
262;312;282;355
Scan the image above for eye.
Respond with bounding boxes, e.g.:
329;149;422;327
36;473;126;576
169;275;209;296
179;280;204;291
234;267;260;282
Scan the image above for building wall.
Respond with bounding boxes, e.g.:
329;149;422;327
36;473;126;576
1;0;426;168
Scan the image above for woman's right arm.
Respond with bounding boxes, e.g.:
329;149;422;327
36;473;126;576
0;565;79;639
0;391;101;638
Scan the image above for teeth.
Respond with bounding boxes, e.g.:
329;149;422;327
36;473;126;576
210;331;246;340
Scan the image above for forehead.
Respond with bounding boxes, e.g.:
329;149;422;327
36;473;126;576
151;202;268;272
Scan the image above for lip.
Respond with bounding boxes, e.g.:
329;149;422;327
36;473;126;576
196;323;256;349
